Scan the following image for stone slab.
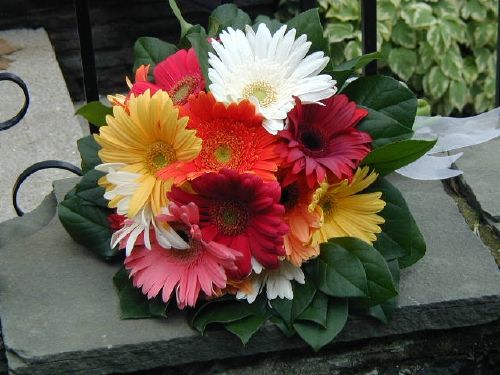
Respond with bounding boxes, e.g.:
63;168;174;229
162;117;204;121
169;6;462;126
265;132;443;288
1;176;500;374
0;28;84;223
455;137;500;220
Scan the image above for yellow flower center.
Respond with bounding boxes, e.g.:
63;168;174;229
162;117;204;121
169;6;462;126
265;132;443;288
242;80;277;107
145;141;176;174
214;144;232;164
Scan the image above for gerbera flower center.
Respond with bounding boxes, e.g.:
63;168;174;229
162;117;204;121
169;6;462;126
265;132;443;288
318;193;336;220
168;224;201;262
242;80;277;108
214;144;232;164
209;200;249;236
300;128;327;155
168;75;199;105
145;141;176;174
280;182;300;210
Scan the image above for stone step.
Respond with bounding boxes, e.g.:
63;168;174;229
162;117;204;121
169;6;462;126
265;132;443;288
0;28;84;223
0;175;499;374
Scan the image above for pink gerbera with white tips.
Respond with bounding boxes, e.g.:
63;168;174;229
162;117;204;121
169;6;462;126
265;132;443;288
124;202;240;309
278;95;372;188
130;48;205;105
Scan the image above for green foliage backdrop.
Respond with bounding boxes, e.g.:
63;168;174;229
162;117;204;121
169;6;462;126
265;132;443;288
278;0;498;115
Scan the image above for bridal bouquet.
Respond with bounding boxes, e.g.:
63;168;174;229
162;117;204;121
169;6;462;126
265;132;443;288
60;1;436;350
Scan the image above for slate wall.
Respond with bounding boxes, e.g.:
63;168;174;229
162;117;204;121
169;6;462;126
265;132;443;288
0;0;277;101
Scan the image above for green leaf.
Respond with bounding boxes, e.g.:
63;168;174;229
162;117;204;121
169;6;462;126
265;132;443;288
58;195;117;259
392;20;416;48
474;92;491;113
208;4;251;36
362;139;437;176
75;101;112;127
449;80;468;111
287;9;329;55
388;48;416;81
75;169;107;208
423;66;449;100
401;3;435;29
187;30;213;87
439;43;463;79
342;75;416;147
368;179;426;268
330;52;382;88
327;238;398;304
307;242;368;298
293;299;348;352
133;37;177;73
253;16;284;33
296;290;329;327
270;280;317;328
324;23;355;43
418;41;434;71
416;98;431;116
192;296;266;334
433;0;461;17
113;268;168;319
442;17;467;44
77;135;101;174
168;0;194;39
224;313;269;345
378;0;397;22
473;47;490;73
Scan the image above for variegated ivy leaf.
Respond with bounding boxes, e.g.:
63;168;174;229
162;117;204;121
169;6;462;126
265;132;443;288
462;56;479;84
325;0;359;21
418;41;434;70
388;48;416;81
449;80;468;111
474;92;491;113
439;43;463;79
378;20;392;42
473;47;490;73
392;20;416;48
473;23;497;48
378;0;398;22
344;40;362;60
324;23;355;43
484;75;495;99
433;0;461;17
441;17;468;44
423;66;450;100
461;0;488;21
401;3;436;29
427;21;452;54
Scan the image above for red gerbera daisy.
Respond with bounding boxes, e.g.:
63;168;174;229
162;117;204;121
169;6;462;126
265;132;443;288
124;202;240;309
168;169;288;279
157;92;282;184
130;48;205;105
278;95;371;188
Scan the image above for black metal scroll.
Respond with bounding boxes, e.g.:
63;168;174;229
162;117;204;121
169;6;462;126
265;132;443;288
0;72;29;131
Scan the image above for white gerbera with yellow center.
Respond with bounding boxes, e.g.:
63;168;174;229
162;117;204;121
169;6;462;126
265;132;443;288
94;90;202;254
208;23;337;134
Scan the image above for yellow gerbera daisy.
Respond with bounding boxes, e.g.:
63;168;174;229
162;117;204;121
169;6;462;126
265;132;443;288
309;166;386;245
94;89;202;218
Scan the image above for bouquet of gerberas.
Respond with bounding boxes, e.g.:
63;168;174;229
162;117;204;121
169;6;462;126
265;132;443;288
60;1;437;350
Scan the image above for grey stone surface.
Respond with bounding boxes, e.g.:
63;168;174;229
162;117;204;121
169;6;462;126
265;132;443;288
455;137;500;220
0;176;500;374
0;28;84;223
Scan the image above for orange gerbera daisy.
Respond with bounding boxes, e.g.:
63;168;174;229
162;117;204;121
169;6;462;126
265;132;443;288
279;171;321;267
157;92;282;183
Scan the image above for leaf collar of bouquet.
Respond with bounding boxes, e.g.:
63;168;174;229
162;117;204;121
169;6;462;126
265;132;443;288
61;1;441;351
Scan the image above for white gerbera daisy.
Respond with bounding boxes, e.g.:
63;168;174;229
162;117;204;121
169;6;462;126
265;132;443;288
95;163;188;255
208;23;337;134
236;260;305;303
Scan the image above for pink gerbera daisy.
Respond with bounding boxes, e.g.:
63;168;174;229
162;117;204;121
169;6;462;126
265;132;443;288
279;95;371;188
124;202;240;309
130;48;205;105
168;169;288;279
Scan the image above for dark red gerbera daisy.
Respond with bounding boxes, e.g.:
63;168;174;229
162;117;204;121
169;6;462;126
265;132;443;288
168;169;288;279
278;94;371;188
